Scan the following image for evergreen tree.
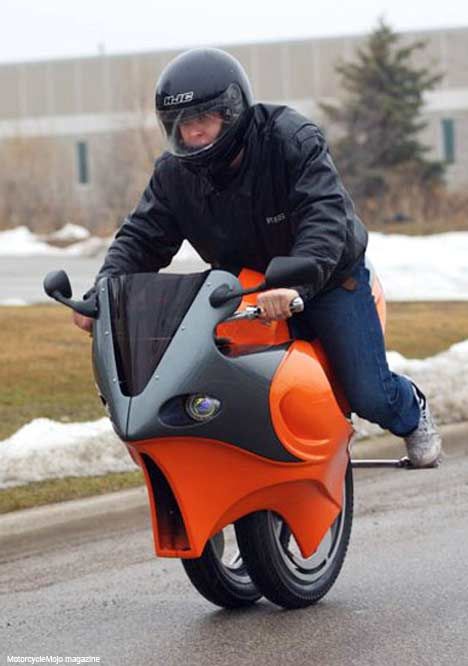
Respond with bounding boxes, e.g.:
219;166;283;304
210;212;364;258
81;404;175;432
321;20;445;207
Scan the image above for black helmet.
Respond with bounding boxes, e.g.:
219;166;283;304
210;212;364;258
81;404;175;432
155;48;254;173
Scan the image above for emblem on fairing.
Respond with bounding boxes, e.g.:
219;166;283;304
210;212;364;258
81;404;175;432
163;91;194;106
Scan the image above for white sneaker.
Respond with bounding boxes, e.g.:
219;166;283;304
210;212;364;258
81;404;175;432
404;381;442;468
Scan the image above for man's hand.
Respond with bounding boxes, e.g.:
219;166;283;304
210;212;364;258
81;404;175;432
257;288;300;322
72;311;94;333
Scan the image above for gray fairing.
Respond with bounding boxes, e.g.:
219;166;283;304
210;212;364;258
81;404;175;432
93;270;301;463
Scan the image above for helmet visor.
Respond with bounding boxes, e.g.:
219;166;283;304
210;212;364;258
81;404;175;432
157;83;246;158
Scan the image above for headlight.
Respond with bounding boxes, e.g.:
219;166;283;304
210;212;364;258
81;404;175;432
185;394;221;422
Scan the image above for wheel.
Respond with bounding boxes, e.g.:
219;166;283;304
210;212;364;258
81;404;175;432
181;524;262;608
235;462;353;609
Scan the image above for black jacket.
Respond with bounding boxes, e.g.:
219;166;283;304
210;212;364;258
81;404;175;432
96;104;368;301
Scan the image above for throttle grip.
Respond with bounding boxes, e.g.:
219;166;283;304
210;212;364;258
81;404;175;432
290;296;304;313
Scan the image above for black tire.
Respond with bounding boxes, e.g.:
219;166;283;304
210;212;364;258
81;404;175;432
235;463;353;609
181;525;262;608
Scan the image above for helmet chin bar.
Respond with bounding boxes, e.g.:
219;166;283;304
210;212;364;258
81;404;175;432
179;114;232;155
178;108;253;179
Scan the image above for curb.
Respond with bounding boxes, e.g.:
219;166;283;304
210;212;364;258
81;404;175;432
0;485;148;540
352;420;468;459
1;421;466;542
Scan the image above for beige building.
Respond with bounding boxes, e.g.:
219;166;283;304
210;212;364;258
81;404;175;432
0;26;467;228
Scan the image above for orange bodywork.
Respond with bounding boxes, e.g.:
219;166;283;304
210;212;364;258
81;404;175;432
130;438;348;559
128;267;386;559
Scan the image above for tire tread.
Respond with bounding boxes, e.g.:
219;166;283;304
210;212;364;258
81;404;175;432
235;464;354;609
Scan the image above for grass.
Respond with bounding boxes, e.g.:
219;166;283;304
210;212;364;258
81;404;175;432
0;304;102;441
384;301;468;359
0;470;144;515
367;219;468;236
1;301;468;514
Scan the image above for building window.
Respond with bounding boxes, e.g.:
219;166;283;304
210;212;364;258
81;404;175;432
76;141;90;184
441;118;455;164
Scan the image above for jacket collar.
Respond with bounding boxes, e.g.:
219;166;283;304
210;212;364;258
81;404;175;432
199;119;256;197
199;165;253;197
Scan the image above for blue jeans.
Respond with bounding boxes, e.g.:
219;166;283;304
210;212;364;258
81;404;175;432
289;256;420;437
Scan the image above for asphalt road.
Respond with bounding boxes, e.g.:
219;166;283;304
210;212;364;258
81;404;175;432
1;425;467;666
1;254;207;304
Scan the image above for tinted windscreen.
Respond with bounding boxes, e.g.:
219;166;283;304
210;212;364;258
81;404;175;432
109;272;208;396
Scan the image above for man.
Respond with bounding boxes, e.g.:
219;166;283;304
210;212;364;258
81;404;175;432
74;47;442;468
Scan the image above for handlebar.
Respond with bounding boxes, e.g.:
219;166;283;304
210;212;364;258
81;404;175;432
44;268;304;324
224;296;304;323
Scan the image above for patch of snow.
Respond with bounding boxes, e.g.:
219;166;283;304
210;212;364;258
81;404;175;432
173;240;204;264
0;226;62;256
62;236;111;257
367;232;468;301
0;299;28;306
0;225;107;257
46;224;90;242
353;339;468;439
0;418;136;489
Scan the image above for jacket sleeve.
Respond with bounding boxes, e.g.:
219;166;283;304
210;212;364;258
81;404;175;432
95;163;184;283
285;127;354;301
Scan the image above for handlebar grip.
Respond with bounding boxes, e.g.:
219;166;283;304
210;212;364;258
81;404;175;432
225;296;304;323
290;296;304;313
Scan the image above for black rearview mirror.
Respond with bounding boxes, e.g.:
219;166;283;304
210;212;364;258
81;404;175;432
43;270;72;299
43;270;98;318
210;256;315;308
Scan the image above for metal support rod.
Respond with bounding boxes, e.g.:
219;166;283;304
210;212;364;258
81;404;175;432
351;456;413;469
